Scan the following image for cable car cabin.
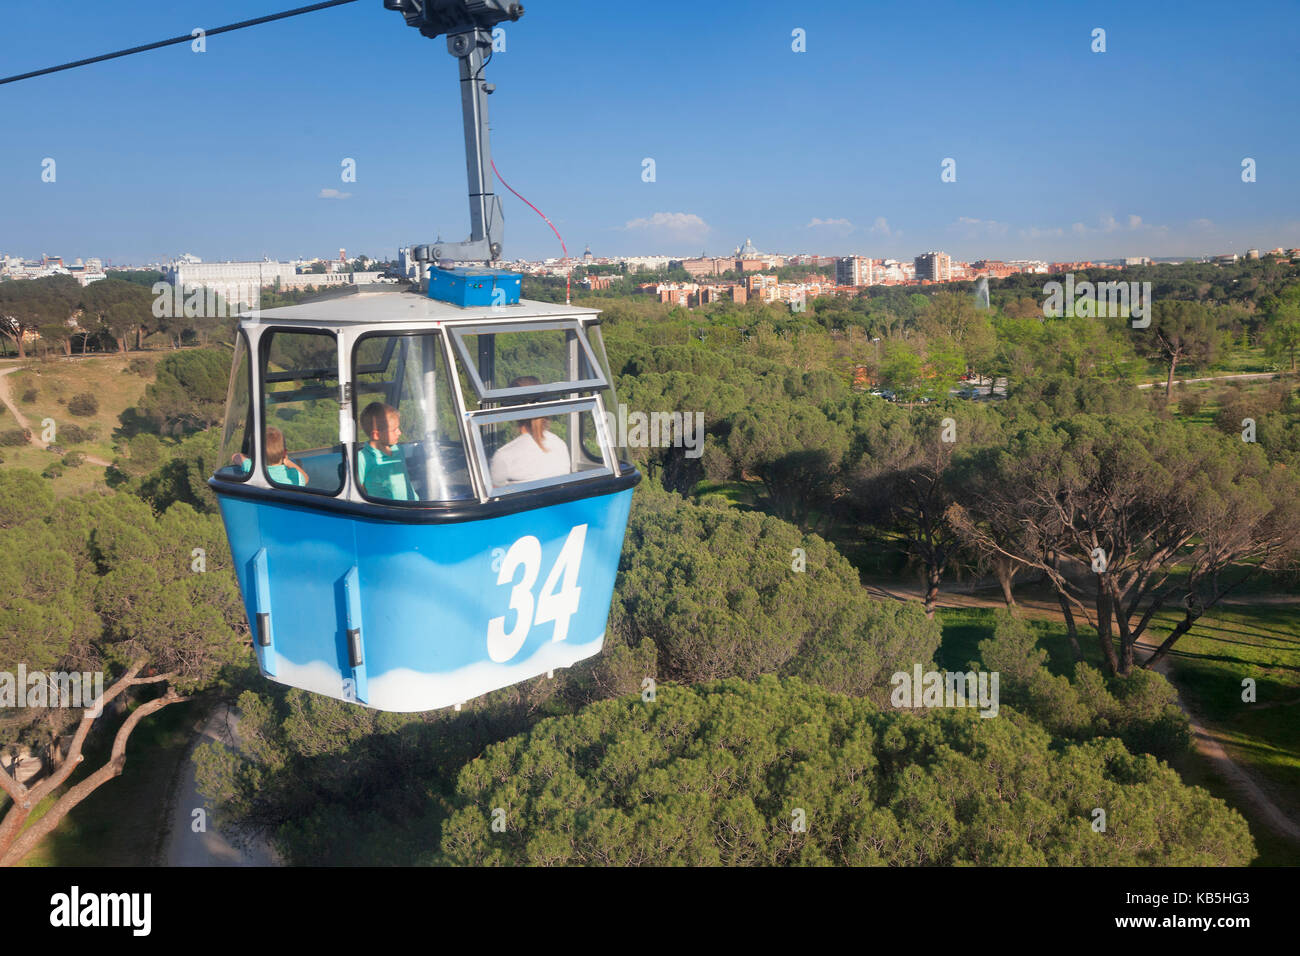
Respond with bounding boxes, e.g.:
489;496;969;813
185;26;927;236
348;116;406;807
208;288;640;712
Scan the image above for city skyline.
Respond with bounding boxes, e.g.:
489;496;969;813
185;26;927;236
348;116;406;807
2;0;1298;264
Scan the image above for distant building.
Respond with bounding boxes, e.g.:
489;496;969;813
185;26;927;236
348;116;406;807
971;259;1016;278
622;255;676;272
678;257;732;278
398;247;417;279
733;237;784;273
914;251;952;282
164;259;298;307
836;256;874;287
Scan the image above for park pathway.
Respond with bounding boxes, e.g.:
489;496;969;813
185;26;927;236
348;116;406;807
161;703;280;867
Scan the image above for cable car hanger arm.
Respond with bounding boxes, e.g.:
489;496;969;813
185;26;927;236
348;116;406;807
385;1;525;268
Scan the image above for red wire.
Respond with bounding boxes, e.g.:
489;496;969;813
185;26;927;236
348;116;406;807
491;158;570;304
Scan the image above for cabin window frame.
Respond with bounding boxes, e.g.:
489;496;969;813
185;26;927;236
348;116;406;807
464;396;618;499
447;320;608;402
258;326;347;498
213;328;256;484
349;328;477;506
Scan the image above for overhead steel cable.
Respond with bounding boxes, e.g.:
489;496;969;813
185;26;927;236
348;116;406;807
0;0;362;87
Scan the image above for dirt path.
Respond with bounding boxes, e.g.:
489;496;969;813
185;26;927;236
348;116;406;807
1136;371;1283;390
0;364;112;467
161;703;280;867
867;575;1300;845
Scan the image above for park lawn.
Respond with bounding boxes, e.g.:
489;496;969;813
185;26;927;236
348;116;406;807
1168;375;1293;429
9;352;157;460
1207;346;1279;375
691;479;760;509
1;351;165;494
0;442;110;497
1150;603;1300;823
5;697;198;867
936;603;1105;676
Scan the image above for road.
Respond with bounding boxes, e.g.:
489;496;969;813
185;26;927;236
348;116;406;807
161;703;280;867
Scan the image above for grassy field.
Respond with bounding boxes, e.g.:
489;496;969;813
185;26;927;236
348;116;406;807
936;602;1300;866
0;351;164;495
1155;604;1300;816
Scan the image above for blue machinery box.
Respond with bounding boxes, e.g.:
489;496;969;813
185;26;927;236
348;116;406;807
427;267;522;307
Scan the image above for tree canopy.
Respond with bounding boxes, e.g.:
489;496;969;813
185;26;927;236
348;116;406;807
435;676;1253;866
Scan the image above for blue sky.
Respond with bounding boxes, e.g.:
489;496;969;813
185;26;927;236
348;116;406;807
1;0;1297;265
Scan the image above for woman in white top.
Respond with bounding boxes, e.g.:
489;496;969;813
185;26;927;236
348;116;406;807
489;376;572;487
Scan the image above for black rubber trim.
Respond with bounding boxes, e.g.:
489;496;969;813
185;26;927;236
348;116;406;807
209;465;641;524
256;612;271;647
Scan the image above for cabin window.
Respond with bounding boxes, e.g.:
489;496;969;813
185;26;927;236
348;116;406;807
447;320;625;497
449;322;607;401
352;332;473;503
466;398;615;497
261;329;345;495
214;332;253;482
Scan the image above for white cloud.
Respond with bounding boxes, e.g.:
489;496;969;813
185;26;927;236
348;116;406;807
869;216;894;237
319;188;352;200
1019;225;1065;239
1127;214;1143;230
623;212;710;238
806;217;853;229
1190;218;1214;230
951;216;1009;238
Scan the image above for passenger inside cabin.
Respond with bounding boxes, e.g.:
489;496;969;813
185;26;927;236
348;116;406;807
357;401;417;501
233;426;309;486
489;376;571;488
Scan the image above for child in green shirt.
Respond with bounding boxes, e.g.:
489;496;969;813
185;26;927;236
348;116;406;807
357;402;417;501
234;426;309;486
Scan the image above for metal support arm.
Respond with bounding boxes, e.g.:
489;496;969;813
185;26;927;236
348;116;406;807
387;2;525;267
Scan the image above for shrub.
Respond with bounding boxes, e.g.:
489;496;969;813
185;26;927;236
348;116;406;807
68;393;99;416
41;462;64;479
62;451;86;468
1177;391;1204;417
21;388;37;403
0;429;30;447
57;423;92;445
127;357;153;376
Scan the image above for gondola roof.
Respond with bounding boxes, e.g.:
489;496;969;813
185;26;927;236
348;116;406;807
244;288;600;326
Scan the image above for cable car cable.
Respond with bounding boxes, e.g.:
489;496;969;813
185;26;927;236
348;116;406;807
0;0;362;87
490;158;570;304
